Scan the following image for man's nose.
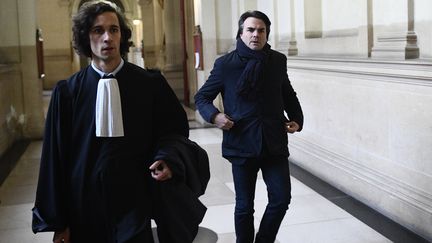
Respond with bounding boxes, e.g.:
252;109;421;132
103;31;112;42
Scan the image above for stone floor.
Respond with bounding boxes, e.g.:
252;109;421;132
0;127;395;243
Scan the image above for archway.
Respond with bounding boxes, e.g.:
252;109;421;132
78;0;125;12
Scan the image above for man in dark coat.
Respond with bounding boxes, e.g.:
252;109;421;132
32;2;204;243
194;10;304;243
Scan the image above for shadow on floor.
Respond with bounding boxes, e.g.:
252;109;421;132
152;226;218;243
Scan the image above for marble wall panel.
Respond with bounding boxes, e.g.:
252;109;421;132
286;57;432;241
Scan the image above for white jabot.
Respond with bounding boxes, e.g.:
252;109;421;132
92;59;125;137
95;77;124;137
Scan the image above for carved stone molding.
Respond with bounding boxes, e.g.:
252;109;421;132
286;57;432;87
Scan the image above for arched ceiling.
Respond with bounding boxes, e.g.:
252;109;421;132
78;0;125;12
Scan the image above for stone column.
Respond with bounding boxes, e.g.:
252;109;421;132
138;0;156;67
194;0;218;123
153;0;164;68
257;0;276;47
371;0;419;59
288;0;298;56
162;0;183;71
195;0;217;77
37;0;72;89
367;0;373;57
19;0;44;138
239;0;257;12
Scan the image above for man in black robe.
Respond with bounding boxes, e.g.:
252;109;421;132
32;2;199;242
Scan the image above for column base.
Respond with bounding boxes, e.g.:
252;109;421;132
371;31;419;60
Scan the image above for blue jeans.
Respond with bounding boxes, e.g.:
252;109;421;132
231;156;291;243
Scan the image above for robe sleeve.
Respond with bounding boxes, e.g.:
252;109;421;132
152;73;189;139
32;80;72;233
151;72;189;176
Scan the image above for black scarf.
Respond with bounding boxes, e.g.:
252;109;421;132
236;39;270;99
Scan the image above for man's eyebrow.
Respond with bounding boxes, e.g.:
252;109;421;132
90;24;119;30
246;27;265;31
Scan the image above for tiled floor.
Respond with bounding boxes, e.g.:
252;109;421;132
0;126;396;243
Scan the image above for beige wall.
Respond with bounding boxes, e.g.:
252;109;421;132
0;66;24;157
287;58;432;241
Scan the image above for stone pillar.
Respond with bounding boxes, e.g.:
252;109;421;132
162;0;183;71
367;0;373;57
37;0;72;89
243;0;257;12
215;0;233;54
184;0;197;105
138;0;156;67
257;0;275;47
194;0;218;123
18;0;44;138
371;0;419;59
231;0;240;39
303;0;322;38
288;0;298;56
153;0;164;68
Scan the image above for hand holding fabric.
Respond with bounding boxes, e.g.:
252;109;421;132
150;160;172;181
213;113;234;130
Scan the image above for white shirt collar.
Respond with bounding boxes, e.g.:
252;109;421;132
91;59;125;78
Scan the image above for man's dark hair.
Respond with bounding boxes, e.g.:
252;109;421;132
72;1;132;57
236;10;271;40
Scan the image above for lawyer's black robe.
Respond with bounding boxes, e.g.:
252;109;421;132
32;62;189;243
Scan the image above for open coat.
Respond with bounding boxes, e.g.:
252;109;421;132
194;49;304;161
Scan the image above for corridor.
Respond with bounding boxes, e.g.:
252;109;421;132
0;112;427;242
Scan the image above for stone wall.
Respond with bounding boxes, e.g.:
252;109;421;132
287;57;432;241
36;0;74;89
0;0;44;157
284;0;432;240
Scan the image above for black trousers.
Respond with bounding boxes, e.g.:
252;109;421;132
231;156;291;243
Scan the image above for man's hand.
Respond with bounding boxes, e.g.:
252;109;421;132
53;227;70;243
213;113;234;130
149;160;172;181
286;121;300;134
